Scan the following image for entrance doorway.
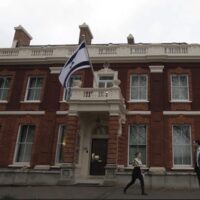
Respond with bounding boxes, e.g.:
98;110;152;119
90;139;108;175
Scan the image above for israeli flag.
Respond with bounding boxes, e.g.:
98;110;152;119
59;41;90;89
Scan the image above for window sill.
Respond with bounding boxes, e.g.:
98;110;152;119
171;166;194;170
0;100;8;104
170;100;192;103
9;163;30;168
59;100;67;103
128;100;149;103
20;101;41;104
125;165;149;170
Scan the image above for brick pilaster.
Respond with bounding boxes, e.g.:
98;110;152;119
107;116;119;164
63;116;78;163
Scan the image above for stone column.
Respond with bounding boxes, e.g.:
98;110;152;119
104;115;119;185
60;115;78;185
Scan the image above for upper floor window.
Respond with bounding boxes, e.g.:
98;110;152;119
129;124;147;165
25;77;44;101
14;125;35;163
172;125;192;166
98;76;113;88
63;75;81;101
130;75;148;101
0;76;11;101
55;125;66;164
171;75;189;101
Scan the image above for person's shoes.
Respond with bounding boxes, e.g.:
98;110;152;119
123;188;126;194
142;192;148;195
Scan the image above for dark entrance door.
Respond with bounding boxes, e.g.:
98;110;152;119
90;139;108;175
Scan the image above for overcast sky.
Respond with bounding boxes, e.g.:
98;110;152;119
1;0;200;47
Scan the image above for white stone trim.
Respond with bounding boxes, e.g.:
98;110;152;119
171;167;194;170
49;67;62;74
34;165;51;170
0;100;8;104
127;111;151;115
0;111;45;115
163;111;200;115
149;65;164;73
8;163;30;168
56;111;68;115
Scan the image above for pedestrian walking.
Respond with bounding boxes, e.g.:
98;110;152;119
123;152;147;195
194;139;200;187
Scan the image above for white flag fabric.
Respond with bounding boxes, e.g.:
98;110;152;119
59;41;90;88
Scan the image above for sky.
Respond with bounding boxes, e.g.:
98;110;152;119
1;0;200;47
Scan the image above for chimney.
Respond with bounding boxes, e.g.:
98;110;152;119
12;25;32;48
79;23;93;45
127;34;134;44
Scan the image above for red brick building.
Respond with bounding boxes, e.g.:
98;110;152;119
0;24;200;188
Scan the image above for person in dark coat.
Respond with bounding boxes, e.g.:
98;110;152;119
194;139;200;187
123;152;147;195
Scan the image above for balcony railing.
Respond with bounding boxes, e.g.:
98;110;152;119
70;87;125;103
1;44;200;63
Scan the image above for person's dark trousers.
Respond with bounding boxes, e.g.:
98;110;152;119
195;165;200;187
124;167;145;194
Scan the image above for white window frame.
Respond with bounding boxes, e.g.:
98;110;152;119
128;124;147;167
172;125;192;168
0;76;11;102
62;75;82;101
55;125;66;164
24;76;43;102
170;74;189;102
13;125;35;165
98;75;114;88
129;74;148;102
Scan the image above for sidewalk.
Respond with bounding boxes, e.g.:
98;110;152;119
0;186;199;200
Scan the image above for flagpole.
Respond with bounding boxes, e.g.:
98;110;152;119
82;35;98;87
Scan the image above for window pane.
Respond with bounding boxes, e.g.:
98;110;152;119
180;76;187;87
16;144;25;162
15;125;35;163
172;87;180;100
27;89;35;100
131;87;139;100
29;78;37;88
98;82;105;88
129;125;147;165
173;125;191;165
27;77;43;101
0;77;11;101
139;86;147;100
179;87;188;100
24;144;32;162
172;76;179;87
140;76;146;87
132;76;139;87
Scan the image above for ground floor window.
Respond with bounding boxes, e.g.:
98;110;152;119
55;125;67;164
14;125;35;163
172;125;192;166
129;124;147;165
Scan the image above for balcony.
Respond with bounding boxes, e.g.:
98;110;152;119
68;83;126;116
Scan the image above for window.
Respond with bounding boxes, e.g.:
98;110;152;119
25;77;44;101
171;75;189;101
0;76;11;101
98;76;113;88
14;125;35;163
55;125;66;164
63;75;81;100
129;125;147;165
172;125;192;166
130;75;147;101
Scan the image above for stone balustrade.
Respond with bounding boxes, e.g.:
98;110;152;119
1;44;200;63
